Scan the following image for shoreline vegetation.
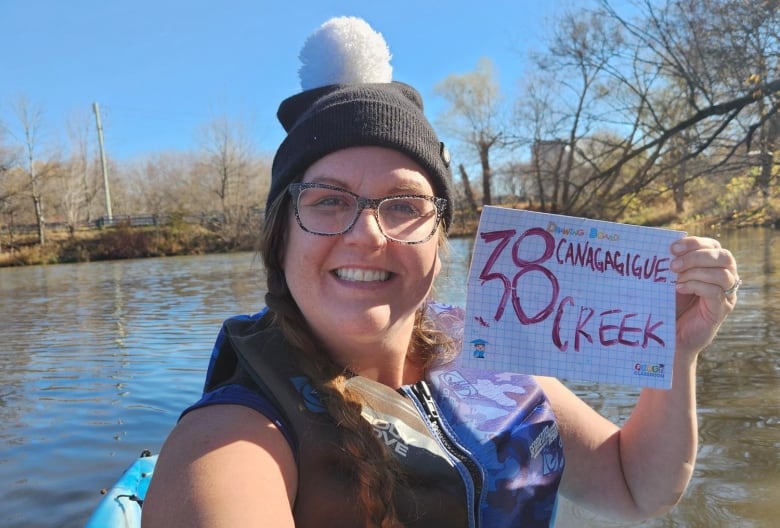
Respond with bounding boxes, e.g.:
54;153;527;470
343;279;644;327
1;205;776;268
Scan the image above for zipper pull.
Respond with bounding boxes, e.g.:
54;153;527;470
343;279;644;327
413;380;439;420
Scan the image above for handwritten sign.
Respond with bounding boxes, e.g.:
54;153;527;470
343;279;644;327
460;207;685;388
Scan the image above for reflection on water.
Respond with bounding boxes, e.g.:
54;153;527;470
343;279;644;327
555;227;780;527
0;229;777;527
0;253;266;528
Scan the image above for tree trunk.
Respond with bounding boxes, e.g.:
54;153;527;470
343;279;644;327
28;156;45;246
673;180;686;214
458;164;479;214
479;143;492;206
673;156;687;214
755;150;773;207
33;194;45;245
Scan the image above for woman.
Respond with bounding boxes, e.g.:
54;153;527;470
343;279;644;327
142;17;739;528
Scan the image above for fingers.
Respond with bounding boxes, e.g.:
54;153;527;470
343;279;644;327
670;236;740;303
722;278;742;296
671;236;721;254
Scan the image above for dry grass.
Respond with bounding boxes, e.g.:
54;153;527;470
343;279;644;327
2;196;777;267
0;224;244;267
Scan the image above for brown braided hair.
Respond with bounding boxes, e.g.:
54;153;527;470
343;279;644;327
259;189;455;526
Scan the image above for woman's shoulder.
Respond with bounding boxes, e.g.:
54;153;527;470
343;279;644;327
166;403;292;463
144;404;297;526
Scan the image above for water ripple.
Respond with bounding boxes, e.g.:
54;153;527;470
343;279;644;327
1;232;778;527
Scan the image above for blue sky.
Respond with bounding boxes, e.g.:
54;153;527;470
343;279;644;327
1;0;586;161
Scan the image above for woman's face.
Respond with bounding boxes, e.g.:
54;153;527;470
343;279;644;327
281;146;442;353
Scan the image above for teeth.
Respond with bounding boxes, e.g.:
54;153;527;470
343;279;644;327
334;268;390;282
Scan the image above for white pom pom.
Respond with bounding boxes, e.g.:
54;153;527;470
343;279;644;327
299;16;393;90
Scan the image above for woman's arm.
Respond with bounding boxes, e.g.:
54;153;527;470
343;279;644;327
142;404;298;527
539;236;738;521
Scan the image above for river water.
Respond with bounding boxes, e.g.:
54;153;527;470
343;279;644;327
0;228;777;527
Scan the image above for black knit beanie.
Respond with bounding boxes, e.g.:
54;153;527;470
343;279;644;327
266;17;452;228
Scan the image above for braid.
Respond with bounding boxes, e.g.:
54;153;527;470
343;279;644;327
260;193;404;526
260;193;457;526
274;306;403;526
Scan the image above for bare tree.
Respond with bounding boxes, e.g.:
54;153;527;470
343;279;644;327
0;129;18;253
65;112;100;223
697;0;780;207
11;98;49;244
514;8;644;217
513;0;780;221
47;160;82;236
457;163;479;214
436;58;507;208
45;112;101;236
198;116;265;246
0;128;14;173
513;72;571;212
134;153;195;217
596;0;780;216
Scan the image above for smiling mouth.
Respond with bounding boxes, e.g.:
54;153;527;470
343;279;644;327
333;268;391;282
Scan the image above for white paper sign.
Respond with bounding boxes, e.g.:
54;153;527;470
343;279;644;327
460;207;685;388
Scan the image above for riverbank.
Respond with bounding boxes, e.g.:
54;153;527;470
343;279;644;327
1;206;776;268
0;224;249;267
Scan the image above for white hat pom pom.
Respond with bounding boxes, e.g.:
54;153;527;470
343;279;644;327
299;16;393;90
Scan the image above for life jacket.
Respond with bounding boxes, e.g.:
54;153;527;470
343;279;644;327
204;305;564;527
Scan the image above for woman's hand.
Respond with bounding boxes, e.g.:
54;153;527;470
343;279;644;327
671;236;739;358
545;235;739;521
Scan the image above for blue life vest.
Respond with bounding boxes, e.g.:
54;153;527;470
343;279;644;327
195;303;564;527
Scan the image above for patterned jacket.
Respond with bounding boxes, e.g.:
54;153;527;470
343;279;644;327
196;303;564;527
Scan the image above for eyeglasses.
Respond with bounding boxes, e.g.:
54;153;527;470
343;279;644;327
287;182;447;244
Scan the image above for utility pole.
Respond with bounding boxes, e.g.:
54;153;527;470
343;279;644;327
92;102;113;222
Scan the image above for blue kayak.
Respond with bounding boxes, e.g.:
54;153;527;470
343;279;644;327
85;450;157;527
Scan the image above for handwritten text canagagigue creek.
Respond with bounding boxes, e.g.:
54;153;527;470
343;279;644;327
547;221;671;283
477;226;670;353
